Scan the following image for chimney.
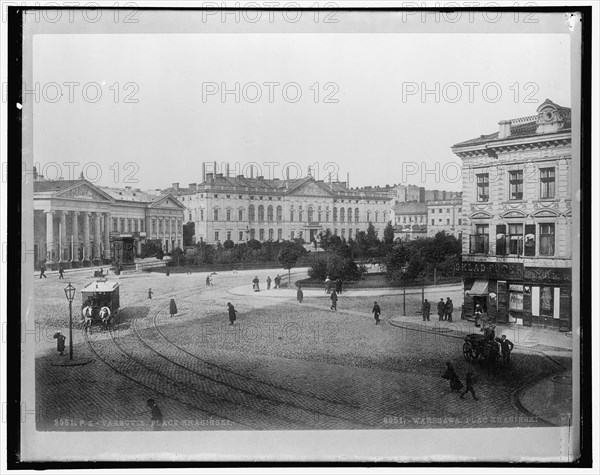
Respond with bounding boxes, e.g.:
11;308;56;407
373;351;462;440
498;120;511;139
172;182;179;191
347;172;349;188
226;163;230;177
202;162;206;182
189;183;196;190
206;173;214;183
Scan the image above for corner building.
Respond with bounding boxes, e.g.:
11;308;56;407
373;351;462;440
171;173;392;244
452;99;572;330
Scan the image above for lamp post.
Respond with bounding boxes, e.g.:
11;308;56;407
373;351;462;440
64;282;76;360
401;265;407;316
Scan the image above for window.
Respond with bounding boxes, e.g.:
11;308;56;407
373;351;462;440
276;206;282;221
227;231;231;241
112;218;118;231
355;208;359;222
214;194;218;198
134;220;138;232
524;224;536;256
447;209;450;213
508;224;524;255
152;219;156;234
431;219;435;225
239;195;243;199
268;197;272;201
290;210;294;222
403;217;406;223
432;209;435;214
375;212;379;222
258;205;264;221
120;218;126;232
259;229;265;241
299;231;303;240
214;231;219;241
308;206;314;222
333;208;338;222
290;231;295;240
200;209;204;221
250;229;255;240
267;205;273;222
340;208;345;222
509;170;524;200
341;229;346;239
226;195;231;199
539;223;555;256
226;209;231;221
469;224;489;254
141;219;145;232
446;219;450;225
269;229;274;240
248;205;255;221
347;208;352;222
278;229;282;240
477;174;489;202
213;209;219;221
458;208;462;213
334;228;338;236
458;219;462;225
299;210;303;221
239;231;244;241
348;229;353;239
540;168;556;199
496;224;506;256
539;286;554;317
439;209;442;213
239;209;243;221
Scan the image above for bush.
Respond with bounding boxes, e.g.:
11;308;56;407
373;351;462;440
223;239;235;249
308;253;361;282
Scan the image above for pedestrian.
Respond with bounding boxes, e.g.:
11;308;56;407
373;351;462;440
252;276;260;292
169;297;178;318
460;372;479;400
209;274;214;286
39;262;47;279
437;298;445;321
496;334;514;367
58;264;65;280
147;288;153;300
372;301;381;325
166;267;170;277
146;399;163;430
227;302;237;325
445;297;454;322
422;298;431;322
474;303;483;327
274;275;281;289
206;275;210;286
336;278;342;294
297;285;304;303
53;331;66;356
330;289;338;311
442;362;463;392
266;276;272;290
325;276;331;294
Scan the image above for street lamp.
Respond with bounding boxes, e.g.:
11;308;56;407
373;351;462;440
64;282;76;360
401;265;407;316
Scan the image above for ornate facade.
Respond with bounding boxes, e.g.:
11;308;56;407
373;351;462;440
33;180;185;269
452;99;572;330
168;173;393;244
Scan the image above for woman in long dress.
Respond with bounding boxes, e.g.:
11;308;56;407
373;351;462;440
169;297;178;318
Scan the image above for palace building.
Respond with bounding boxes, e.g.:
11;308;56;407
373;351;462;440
33;179;185;269
164;169;393;245
452;99;572;330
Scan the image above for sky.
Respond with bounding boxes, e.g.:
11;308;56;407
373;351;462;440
30;31;571;192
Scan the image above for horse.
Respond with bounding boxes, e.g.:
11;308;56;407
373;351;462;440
99;306;111;330
81;306;93;331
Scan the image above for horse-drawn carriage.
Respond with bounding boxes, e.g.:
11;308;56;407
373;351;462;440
80;280;120;330
462;332;501;370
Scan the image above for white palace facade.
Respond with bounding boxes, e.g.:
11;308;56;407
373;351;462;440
165;172;393;245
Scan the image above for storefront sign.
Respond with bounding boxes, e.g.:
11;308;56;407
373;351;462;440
461;261;524;280
524;267;572;284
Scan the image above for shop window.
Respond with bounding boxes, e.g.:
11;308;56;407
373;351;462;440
509;284;524;311
539;286;554;317
508;224;523;255
477;174;489;202
539;223;555;256
540;168;555;199
509;170;524;200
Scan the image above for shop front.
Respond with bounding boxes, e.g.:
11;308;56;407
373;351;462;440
522;266;571;331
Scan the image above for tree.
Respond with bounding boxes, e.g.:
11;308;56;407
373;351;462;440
277;241;306;285
383;221;395;245
223;239;235;249
247;239;261;250
141;240;164;260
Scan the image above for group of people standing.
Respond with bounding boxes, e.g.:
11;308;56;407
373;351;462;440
324;276;343;294
252;275;282;292
437;297;454;322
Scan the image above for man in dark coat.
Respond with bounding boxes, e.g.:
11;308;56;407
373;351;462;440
227;302;237;325
39;262;47;279
336;279;342;294
372;301;381;325
297;285;304;303
252;276;260;292
169;297;178;318
53;331;66;356
166;267;170;277
206;275;211;286
274;275;281;289
437;298;445;321
266;276;272;290
422;299;431;322
496;335;514;367
148;288;153;300
445;297;454;322
460;372;479;400
58;264;65;279
330;290;338;311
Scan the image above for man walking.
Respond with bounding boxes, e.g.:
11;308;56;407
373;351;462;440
58;264;65;280
147;288;153;300
39;262;47;279
274;275;281;289
227;302;237;325
53;331;66;356
460;372;479;400
266;276;272;290
496;334;514;367
437;298;445;321
445;297;454;322
422;298;431;322
330;289;338;311
372;301;381;325
336;278;342;294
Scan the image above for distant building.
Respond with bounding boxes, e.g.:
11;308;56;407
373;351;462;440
392;202;428;241
427;198;463;240
452;99;572;330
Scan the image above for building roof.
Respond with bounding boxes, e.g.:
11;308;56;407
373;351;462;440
101;186;158;203
393;202;428;215
452;99;571;148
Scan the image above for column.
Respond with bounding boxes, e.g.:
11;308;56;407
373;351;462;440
83;212;90;262
168;218;173;250
94;212;102;260
45;211;55;263
71;212;79;263
104;213;111;260
59;211;67;262
136;219;142;255
162;218;167;251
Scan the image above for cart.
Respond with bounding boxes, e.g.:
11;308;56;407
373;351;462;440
462;333;501;365
81;280;120;328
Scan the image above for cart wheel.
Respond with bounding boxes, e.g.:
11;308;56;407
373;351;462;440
462;343;473;360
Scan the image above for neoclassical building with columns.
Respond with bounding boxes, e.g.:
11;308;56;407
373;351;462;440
33;179;185;269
